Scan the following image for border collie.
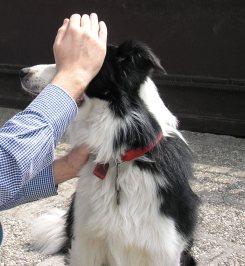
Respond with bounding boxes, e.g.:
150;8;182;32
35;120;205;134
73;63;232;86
20;40;199;266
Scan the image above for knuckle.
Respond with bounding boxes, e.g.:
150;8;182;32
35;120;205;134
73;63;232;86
69;25;80;34
81;30;91;39
58;27;64;32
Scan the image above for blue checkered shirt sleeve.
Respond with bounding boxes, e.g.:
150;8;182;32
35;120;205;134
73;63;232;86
0;84;77;210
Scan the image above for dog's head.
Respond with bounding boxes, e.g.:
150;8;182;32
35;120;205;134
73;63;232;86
20;40;165;100
85;41;165;109
20;40;178;162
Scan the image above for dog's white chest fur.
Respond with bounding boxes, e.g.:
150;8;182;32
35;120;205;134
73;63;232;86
70;158;185;266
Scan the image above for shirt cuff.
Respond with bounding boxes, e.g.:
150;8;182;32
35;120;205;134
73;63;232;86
25;84;78;140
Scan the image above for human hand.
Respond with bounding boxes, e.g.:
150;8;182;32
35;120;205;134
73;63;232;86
53;145;89;184
51;13;107;100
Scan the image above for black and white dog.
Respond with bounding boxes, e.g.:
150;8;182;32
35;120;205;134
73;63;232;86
20;40;199;266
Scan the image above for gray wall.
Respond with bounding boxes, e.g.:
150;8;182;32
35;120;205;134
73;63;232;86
0;107;20;126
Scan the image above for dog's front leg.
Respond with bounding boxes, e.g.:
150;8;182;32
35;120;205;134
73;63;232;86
69;236;107;266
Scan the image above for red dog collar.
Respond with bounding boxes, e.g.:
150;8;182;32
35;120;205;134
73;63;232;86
121;132;163;161
93;132;163;179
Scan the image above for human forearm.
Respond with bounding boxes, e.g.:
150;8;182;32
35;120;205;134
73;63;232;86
0;84;77;209
0;146;88;210
25;84;77;142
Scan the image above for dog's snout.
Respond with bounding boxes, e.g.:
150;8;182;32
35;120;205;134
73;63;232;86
19;68;29;79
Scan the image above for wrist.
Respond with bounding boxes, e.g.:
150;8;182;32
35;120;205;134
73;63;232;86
51;71;87;100
53;155;78;185
53;146;88;185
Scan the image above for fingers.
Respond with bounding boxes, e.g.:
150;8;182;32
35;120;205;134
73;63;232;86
55;18;69;45
90;13;99;35
69;13;81;30
81;14;90;32
58;13;107;44
99;21;107;43
81;13;106;41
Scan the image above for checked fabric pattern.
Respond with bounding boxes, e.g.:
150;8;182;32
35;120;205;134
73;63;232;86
0;84;77;211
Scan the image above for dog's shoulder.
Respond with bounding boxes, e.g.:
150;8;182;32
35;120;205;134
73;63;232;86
135;135;199;238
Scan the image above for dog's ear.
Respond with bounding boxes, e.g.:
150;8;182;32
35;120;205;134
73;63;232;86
116;40;167;75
